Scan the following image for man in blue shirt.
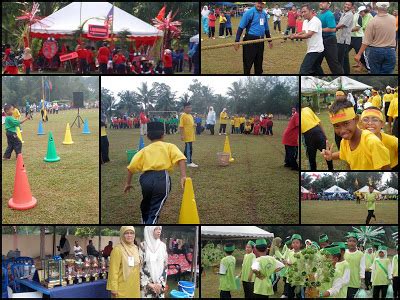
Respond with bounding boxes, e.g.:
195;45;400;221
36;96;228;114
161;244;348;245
225;11;233;37
234;2;273;74
314;2;344;74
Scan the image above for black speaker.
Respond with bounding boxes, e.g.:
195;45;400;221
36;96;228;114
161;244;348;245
73;92;84;108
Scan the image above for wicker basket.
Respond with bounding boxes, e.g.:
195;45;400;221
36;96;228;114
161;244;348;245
217;152;230;166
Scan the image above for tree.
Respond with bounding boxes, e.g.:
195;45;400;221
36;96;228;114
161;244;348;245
101;88;117;118
134;82;156;111
153;82;177;112
117;90;140;115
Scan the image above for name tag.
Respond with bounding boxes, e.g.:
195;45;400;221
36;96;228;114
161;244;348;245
260;18;264;26
128;256;135;266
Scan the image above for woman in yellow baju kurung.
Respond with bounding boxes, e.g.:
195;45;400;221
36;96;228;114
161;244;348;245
106;226;141;298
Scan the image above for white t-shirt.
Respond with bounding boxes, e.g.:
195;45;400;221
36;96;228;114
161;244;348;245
302;16;324;53
272;8;282;22
74;245;83;256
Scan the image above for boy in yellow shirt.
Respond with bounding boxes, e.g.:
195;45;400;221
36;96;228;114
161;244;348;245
179;102;198;168
12;104;22;132
383;86;393;123
218;12;227;38
101;112;110;164
368;89;382;109
230;118;235;134
360;107;398;170
233;114;240;134
387;93;398;137
321;96;391;170
124;121;187;224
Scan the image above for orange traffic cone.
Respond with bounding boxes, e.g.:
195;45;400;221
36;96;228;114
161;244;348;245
178;178;200;224
8;153;37;210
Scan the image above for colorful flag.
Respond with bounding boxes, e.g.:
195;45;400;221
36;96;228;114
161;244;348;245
104;5;114;30
156;5;166;21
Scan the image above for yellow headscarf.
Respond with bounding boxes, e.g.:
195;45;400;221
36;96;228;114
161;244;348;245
114;226;140;281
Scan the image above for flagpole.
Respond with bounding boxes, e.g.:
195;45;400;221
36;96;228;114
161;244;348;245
111;2;115;51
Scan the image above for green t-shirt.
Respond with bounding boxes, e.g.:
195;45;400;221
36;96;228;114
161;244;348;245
241;253;256;282
364;252;374;270
372;258;390;286
329;260;350;298
219;256;236;291
362;13;374;31
286;249;302;285
392;255;398;277
5;116;20;133
365;192;376;210
344;250;364;288
253;256;280;296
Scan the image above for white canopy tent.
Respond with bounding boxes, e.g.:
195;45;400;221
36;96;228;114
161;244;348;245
301;76;337;95
323;185;349;194
301;186;310;193
190;34;199;44
30;2;162;44
356;186;381;193
330;76;372;91
201;226;274;239
380;187;398;195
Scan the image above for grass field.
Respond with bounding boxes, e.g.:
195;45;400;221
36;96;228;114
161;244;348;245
201;266;284;298
2;109;99;224
101;121;299;224
201;17;399;74
301;200;398;224
300;108;395;170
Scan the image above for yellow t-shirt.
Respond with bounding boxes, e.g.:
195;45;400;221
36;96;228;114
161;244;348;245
179;112;195;142
301;107;320;133
369;95;382;108
249;118;254;124
13;108;21;119
230;119;234;125
387;98;398;119
381;132;398;168
383;93;393;103
239;117;246;124
219;16;227;23
101;126;107;137
234;117;240;127
127;141;186;173
339;130;390;170
244;125;251;131
220;112;229;124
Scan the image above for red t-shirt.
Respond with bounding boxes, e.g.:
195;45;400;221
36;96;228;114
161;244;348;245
287;11;297;27
4;48;11;61
163;53;172;68
113;54;126;64
208;14;216;27
23;58;32;69
86;50;93;63
282;112;299;146
5;66;18;74
77;48;87;59
97;46;110;64
296;19;303;33
139;112;148;124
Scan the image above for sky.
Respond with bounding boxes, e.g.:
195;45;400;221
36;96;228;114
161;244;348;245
101;76;297;100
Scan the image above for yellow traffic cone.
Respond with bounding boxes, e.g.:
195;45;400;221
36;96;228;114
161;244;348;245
16;127;24;143
223;135;234;162
178;178;200;224
62;123;74;145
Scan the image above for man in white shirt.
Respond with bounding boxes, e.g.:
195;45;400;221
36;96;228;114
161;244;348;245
272;4;282;33
74;240;84;260
290;4;324;74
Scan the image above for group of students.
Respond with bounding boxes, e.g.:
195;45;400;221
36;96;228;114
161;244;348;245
202;6;233;39
218;232;398;299
301;86;398;170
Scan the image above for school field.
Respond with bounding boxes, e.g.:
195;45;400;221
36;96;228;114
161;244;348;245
2;109;99;224
300;108;395;170
101;120;299;224
201;17;399;74
201;266;284;298
301;200;398;224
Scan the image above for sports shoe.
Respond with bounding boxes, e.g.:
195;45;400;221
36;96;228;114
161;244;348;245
187;163;198;168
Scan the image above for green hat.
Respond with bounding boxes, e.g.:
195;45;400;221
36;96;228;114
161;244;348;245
346;232;358;240
285;239;292;246
310;241;320;250
256;239;268;246
378;245;388;251
291;234;302;241
319;234;329;243
324;245;341;255
332;242;346;250
247;241;256;247
224;244;235;252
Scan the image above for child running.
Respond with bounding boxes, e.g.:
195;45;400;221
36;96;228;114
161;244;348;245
364;184;379;224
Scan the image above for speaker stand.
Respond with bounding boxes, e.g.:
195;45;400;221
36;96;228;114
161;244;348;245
71;108;84;128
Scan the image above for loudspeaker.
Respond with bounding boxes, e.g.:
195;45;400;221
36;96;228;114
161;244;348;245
73;92;84;108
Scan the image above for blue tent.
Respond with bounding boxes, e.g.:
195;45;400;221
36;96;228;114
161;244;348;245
284;2;295;9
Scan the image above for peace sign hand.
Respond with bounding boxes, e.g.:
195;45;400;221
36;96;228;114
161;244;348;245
321;140;334;161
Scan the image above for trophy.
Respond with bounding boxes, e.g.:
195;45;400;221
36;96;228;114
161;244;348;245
100;257;107;279
82;257;91;282
41;258;66;288
65;259;76;285
75;259;83;284
91;257;99;281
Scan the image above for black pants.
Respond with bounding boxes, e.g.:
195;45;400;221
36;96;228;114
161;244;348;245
219;23;226;37
303;126;333;171
253;294;268;298
219;124;227;134
337;43;350;74
209;124;215;135
139;170;171;224
287;285;303;298
285;26;296;36
393;276;399;299
266;126;273;135
393;118;398;138
350;37;367;68
101;135;110;163
384;104;390;122
3;131;22;159
283;280;289;296
220;290;231;298
373;285;388;299
79;58;88;74
99;63;108;74
366;209;376;224
285;145;298;169
184;142;193;164
274;20;281;32
240;123;244;134
208;27;215;38
25;67;31;74
347;287;359;298
225;27;232;36
243;34;264;74
299;52;322;74
335;132;342;150
365;271;372;290
231;125;234;134
314;36;344;74
242;281;254;299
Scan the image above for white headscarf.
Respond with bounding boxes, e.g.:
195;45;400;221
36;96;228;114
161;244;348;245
144;226;167;283
201;6;210;17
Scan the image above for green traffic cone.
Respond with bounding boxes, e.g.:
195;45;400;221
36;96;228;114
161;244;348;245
44;131;60;162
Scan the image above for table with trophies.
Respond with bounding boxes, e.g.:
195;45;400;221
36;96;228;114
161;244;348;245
15;256;111;298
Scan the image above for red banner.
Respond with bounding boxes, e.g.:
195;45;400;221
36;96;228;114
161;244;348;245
87;24;109;39
59;52;78;62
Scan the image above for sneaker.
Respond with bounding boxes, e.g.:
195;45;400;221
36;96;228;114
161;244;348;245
2;157;11;160
223;133;226;135
187;163;198;168
219;133;222;136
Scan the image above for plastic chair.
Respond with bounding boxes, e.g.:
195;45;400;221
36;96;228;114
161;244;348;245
2;266;9;298
10;263;27;293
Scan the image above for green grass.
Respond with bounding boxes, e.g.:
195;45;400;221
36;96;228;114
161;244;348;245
201;17;398;74
201;266;285;298
2;109;99;224
101;121;299;224
301;200;398;224
300;108;395;170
